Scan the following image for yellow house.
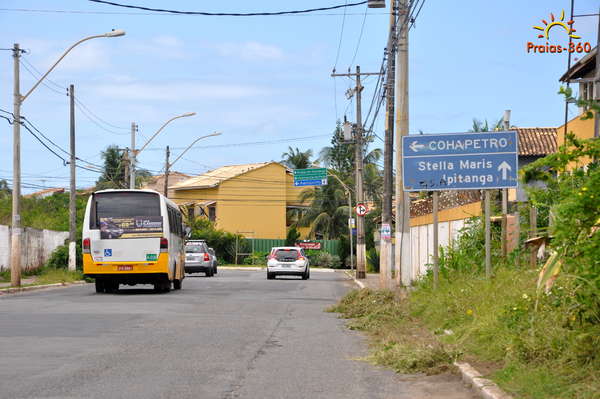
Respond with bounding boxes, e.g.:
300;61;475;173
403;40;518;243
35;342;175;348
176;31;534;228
169;162;308;239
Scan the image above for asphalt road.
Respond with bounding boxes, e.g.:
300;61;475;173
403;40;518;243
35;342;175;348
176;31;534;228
0;269;476;399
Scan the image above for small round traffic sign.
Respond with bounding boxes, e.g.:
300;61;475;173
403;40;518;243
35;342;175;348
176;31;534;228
356;203;368;216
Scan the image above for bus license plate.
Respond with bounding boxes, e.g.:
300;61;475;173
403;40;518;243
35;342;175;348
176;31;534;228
118;265;133;271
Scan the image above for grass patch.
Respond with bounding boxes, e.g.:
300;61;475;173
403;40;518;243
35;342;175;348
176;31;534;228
33;268;84;285
327;289;461;375
1;267;84;288
330;267;600;398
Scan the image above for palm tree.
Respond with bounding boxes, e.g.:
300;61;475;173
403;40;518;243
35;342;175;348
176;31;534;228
292;177;349;240
281;146;313;169
96;145;127;189
470;117;503;132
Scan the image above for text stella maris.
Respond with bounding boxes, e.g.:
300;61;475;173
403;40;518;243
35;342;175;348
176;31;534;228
417;159;492;171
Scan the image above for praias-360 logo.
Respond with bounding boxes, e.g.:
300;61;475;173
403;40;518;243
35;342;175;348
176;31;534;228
527;10;592;54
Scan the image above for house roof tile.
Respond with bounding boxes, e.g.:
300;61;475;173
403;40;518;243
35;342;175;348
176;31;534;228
511;127;557;156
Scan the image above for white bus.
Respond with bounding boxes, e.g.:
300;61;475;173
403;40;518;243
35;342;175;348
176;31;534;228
82;189;186;293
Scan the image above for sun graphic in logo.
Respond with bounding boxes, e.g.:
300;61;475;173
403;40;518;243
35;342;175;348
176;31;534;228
533;10;580;39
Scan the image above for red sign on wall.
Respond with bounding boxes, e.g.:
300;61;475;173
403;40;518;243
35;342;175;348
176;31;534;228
297;242;321;250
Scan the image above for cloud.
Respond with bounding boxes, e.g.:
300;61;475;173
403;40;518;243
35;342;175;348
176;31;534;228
44;41;110;72
125;35;187;59
92;81;272;101
213;41;284;61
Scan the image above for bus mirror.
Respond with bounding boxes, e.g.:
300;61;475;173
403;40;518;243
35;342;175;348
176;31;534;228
185;226;192;238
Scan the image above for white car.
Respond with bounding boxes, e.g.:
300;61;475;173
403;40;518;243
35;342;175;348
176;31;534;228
266;247;310;280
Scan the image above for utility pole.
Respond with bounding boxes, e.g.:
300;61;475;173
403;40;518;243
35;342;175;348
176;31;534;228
10;43;22;287
331;67;383;279
122;149;130;189
485;190;492;278
501;110;511;258
354;65;367;279
68;84;76;271
130;122;137;189
164;145;170;197
395;0;411;286
380;0;396;289
432;191;439;288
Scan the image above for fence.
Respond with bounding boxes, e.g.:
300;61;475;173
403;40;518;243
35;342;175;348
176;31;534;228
245;238;341;256
0;225;69;271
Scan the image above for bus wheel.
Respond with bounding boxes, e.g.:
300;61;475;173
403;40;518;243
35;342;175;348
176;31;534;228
105;281;118;293
95;279;105;293
173;279;182;290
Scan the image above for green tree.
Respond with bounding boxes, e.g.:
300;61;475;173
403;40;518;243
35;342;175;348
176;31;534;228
469;117;503;132
294;178;349;240
281;146;313;169
95;145;127;189
319;122;355;179
0;179;11;199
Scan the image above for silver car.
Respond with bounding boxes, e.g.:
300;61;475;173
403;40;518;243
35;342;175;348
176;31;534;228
184;240;214;277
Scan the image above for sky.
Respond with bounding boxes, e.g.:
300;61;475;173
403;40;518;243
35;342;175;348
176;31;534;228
0;0;598;193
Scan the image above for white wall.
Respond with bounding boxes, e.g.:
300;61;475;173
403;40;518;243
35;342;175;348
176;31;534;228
0;225;69;271
408;218;469;282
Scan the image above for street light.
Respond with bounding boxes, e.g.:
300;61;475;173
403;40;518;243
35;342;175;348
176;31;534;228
10;30;126;287
163;131;222;196
130;112;196;189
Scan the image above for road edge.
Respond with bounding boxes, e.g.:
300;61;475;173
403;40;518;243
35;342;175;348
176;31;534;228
342;271;512;399
455;362;513;399
344;270;365;289
0;280;88;295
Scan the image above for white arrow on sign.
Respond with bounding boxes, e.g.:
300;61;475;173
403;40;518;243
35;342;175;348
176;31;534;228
409;141;426;152
497;161;511;180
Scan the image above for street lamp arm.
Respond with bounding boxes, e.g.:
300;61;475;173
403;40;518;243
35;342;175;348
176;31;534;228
137;112;196;155
170;131;222;167
21;30;125;103
328;171;352;194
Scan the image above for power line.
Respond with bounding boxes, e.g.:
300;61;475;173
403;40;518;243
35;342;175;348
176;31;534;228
349;4;369;68
333;0;349;71
88;0;369;16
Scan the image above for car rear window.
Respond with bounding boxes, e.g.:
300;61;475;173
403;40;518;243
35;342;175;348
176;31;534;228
185;242;206;253
275;249;300;261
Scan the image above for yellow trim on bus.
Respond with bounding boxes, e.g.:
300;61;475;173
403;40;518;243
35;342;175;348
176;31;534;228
83;253;170;276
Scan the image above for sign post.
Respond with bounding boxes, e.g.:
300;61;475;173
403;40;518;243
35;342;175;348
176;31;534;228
293;168;328;187
402;131;518;280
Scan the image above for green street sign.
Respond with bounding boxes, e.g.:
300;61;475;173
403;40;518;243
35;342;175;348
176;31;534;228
293;168;328;187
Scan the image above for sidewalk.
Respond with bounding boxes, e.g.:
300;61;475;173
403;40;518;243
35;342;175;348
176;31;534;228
345;270;382;289
0;277;37;289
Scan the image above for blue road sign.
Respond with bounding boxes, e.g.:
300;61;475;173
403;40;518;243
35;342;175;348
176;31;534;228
402;131;518;191
293;168;328;187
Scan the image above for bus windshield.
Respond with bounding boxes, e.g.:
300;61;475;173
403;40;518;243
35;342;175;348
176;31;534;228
91;192;161;229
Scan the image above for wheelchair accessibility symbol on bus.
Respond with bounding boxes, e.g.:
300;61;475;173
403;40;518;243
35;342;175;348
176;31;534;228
104;249;112;257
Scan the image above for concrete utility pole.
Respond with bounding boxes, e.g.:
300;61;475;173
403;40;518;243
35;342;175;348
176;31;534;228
501;110;511;258
331;67;383;279
68;84;76;271
11;43;22;287
485;190;492;278
122;149;130;189
164;145;170;197
395;0;411;286
432;191;439;288
130;122;137;189
354;66;367;279
380;0;397;289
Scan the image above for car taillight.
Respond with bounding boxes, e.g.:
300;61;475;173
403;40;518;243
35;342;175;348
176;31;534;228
298;256;305;261
83;238;90;254
160;237;168;252
203;253;210;261
267;255;275;260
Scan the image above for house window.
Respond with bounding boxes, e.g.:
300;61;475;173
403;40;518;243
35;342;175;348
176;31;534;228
208;205;216;222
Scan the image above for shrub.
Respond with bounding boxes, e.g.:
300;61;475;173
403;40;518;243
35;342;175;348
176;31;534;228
367;248;380;273
188;218;243;263
285;227;300;246
243;251;268;265
313;252;341;268
45;240;83;270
